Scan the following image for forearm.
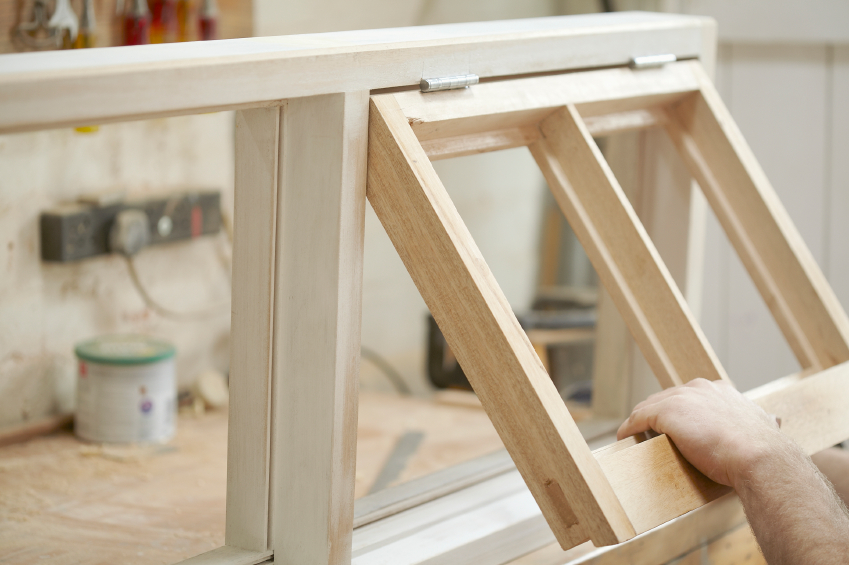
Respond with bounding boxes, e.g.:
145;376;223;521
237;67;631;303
735;434;849;564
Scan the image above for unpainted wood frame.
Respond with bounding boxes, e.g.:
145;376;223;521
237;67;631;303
366;59;849;550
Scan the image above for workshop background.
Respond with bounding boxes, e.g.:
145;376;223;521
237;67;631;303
0;0;847;426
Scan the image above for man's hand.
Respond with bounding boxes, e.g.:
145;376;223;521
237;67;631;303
617;378;849;565
616;378;785;489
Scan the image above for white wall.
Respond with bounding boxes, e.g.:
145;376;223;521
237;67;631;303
0;114;235;426
0;0;558;427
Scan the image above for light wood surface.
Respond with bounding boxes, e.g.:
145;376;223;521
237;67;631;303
531;103;726;389
268;92;369;564
0;392;507;564
226;108;279;551
395;63;699;144
367;93;634;549
0;13;715;134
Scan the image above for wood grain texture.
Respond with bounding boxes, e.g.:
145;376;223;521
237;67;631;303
226;108;279;551
0;12;715;133
421;126;541;161
269;92;369;564
530;104;727;389
664;63;849;372
598;435;732;535
367;94;634;549
420;110;665;162
396;62;699;143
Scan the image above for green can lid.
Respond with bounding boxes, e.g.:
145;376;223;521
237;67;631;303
75;334;176;365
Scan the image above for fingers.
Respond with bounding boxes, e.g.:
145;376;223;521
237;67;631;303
617;400;663;440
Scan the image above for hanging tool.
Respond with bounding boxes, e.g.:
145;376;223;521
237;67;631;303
74;0;97;49
198;0;217;41
124;0;151;45
150;0;176;43
14;0;77;50
175;0;192;41
49;0;79;48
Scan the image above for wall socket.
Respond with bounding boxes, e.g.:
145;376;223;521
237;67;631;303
40;190;221;262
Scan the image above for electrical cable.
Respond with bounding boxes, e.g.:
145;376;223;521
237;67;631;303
360;346;412;395
124;255;229;321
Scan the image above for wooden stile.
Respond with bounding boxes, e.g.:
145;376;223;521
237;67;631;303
269;92;369;564
226;107;280;551
367;94;635;548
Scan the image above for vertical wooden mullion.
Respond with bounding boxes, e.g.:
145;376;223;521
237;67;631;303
269;92;369;564
592;128;698;415
531;104;728;390
665;63;849;371
226;107;280;550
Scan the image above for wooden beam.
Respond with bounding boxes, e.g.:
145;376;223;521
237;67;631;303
530;104;727;388
226;107;279;551
0;13;714;133
396;62;699;143
422;126;541;161
664;64;849;371
268;92;369;564
420;110;665;162
367;93;634;549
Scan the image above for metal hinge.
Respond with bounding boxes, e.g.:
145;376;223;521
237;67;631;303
420;74;479;92
629;54;677;70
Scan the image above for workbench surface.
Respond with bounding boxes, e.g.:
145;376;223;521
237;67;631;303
0;391;505;564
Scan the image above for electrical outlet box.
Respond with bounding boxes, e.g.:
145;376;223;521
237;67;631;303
40;190;221;262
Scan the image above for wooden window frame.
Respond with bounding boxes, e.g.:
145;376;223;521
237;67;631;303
4;11;846;565
365;59;849;551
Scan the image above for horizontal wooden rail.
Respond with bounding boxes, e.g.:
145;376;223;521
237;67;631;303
0;12;714;133
396;61;699;144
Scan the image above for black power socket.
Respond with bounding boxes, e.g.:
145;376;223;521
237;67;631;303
40;190;221;262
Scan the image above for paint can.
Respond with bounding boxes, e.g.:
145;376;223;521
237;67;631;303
74;334;176;443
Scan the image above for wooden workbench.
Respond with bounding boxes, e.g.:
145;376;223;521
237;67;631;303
0;391;506;564
0;390;762;565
